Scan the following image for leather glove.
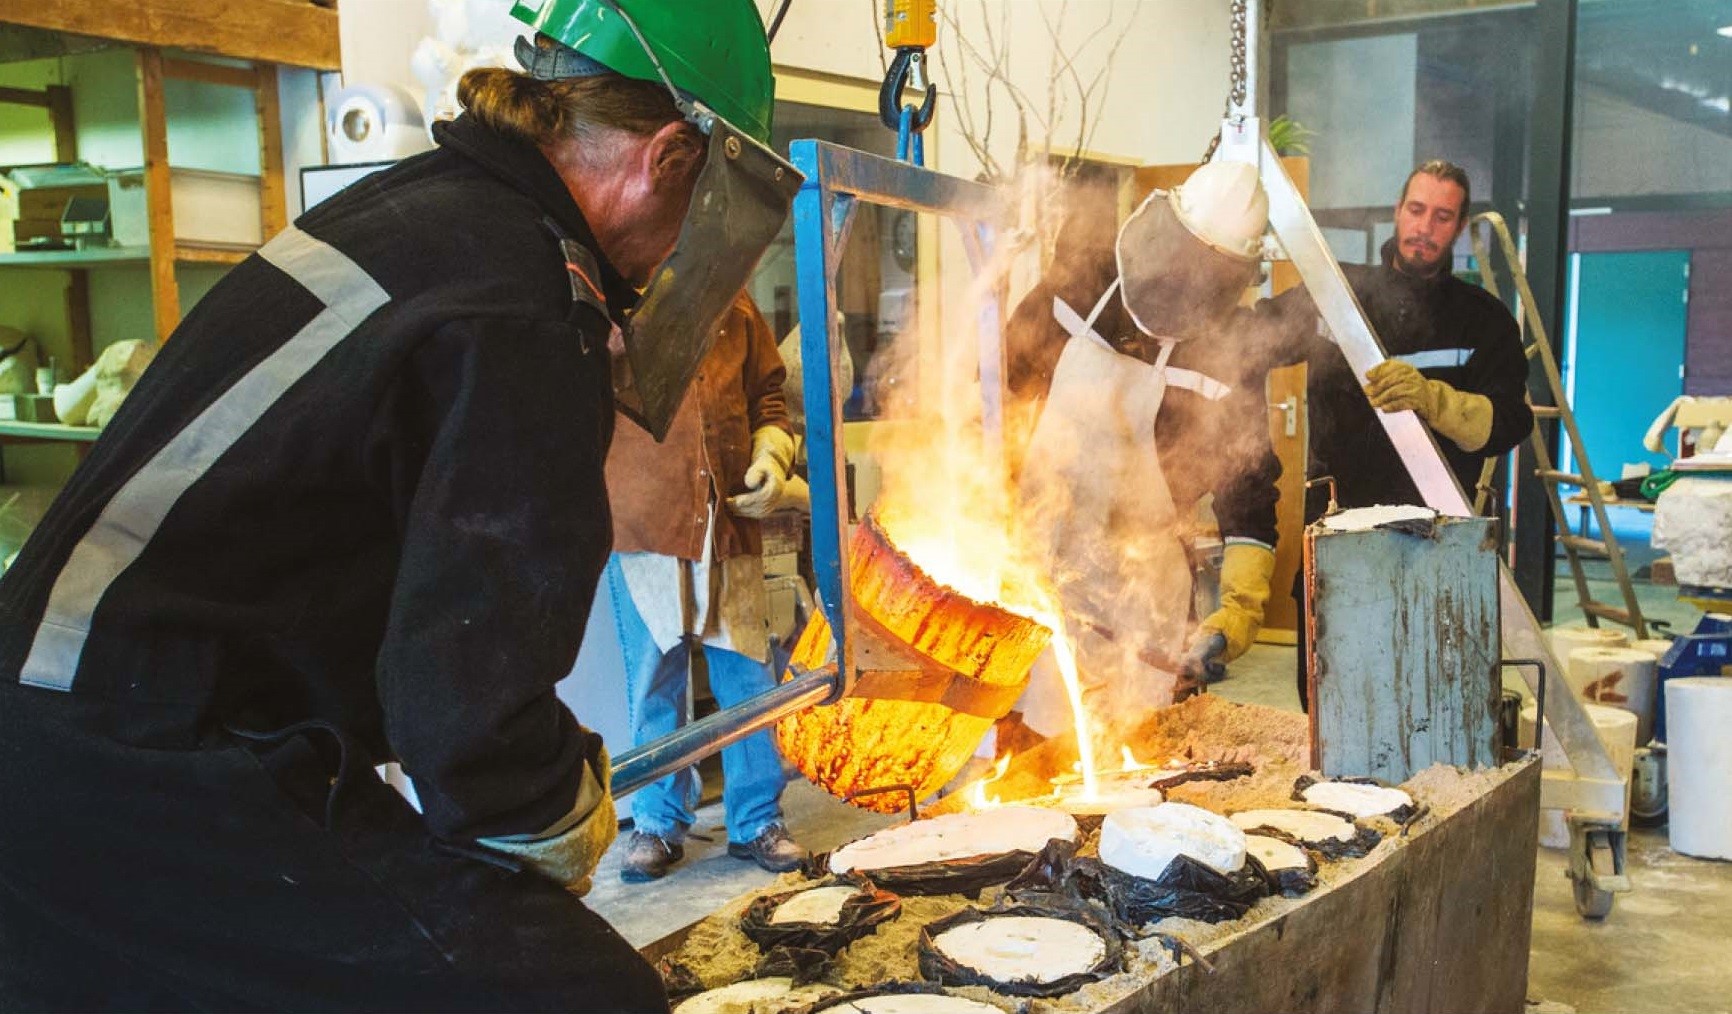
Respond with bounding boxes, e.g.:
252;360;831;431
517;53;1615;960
1194;542;1278;673
779;474;811;513
727;426;796;519
1364;360;1494;452
1181;630;1230;685
477;747;616;897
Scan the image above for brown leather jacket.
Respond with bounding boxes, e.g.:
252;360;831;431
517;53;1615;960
605;293;791;561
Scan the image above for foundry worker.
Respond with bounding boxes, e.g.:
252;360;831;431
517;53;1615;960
1251;159;1533;709
605;291;807;883
0;1;794;1009
1002;160;1282;739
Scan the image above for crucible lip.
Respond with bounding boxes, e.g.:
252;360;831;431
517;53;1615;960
859;510;1052;645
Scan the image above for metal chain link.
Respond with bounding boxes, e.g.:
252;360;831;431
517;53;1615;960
1201;0;1251;163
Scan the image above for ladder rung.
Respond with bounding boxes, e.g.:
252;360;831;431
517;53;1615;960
1537;469;1585;485
1525;343;1542;359
1559;534;1609;555
1532;405;1562;420
1582;602;1635;626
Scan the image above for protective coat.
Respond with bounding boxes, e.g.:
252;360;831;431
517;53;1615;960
0;114;665;1010
1253;238;1533;518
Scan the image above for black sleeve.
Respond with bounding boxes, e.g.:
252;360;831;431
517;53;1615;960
1198;345;1284;549
1460;296;1534;457
377;314;614;842
1212;388;1284;549
1225;283;1327;370
1203;285;1319;548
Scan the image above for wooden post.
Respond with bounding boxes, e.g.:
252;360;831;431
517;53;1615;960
66;270;93;371
136;47;180;342
254;64;288;240
45;85;76;162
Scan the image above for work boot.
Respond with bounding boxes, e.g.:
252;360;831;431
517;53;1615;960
727;823;808;873
620;830;684;883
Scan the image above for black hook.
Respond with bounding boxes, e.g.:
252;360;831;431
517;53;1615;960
879;47;936;133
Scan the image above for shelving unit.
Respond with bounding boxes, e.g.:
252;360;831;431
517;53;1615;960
0;2;337;455
0;0;337;478
0;420;100;443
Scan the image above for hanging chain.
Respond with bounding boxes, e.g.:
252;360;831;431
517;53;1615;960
1201;0;1251;164
1227;0;1249;111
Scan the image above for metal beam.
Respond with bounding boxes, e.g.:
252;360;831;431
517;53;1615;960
1512;0;1578;616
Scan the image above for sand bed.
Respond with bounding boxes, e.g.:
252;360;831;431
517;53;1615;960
657;697;1520;1012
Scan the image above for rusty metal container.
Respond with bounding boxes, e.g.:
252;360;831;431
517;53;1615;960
1306;510;1502;782
775;514;1051;812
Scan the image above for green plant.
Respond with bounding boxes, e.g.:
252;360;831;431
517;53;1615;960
1268;115;1315;157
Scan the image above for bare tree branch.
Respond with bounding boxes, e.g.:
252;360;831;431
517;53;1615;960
867;0;887;76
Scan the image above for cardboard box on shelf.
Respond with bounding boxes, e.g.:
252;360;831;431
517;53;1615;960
12;184;107;246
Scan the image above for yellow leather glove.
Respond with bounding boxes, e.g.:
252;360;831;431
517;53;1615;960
1198;542;1277;663
477;748;616;897
1364;360;1494;452
779;474;811;513
727;426;796;519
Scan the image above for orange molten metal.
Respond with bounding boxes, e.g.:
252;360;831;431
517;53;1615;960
776;515;1052;812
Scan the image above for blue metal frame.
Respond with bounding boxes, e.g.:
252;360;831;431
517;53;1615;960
611;142;1005;797
790;138;1006;700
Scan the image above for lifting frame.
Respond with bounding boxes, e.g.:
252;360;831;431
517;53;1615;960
609;139;1008;797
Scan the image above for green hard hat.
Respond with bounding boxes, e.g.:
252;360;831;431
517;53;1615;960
509;0;776;145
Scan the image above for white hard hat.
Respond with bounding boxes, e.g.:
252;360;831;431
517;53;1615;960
1169;160;1268;260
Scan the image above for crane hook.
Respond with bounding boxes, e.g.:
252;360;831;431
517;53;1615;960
879;47;936;135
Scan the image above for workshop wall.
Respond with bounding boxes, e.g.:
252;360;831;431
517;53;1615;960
337;1;1231;180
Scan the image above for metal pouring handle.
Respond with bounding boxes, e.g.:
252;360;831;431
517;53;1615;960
608;666;837;797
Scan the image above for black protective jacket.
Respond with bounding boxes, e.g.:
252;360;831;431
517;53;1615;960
1254;240;1533;517
0;115;637;845
1005;246;1282;550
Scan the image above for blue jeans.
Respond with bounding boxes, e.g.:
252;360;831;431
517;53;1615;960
606;556;786;844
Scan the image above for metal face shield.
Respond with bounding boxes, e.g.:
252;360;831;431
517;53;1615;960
613;107;803;440
1115;191;1260;343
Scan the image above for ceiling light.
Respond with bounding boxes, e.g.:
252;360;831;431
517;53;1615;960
1719;24;1732;37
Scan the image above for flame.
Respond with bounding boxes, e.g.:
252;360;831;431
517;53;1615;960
878;505;1106;803
1045;619;1100;800
967;753;1013;810
1120;746;1153;772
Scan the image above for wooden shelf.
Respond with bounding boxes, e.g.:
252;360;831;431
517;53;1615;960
0;242;258;268
0;0;340;71
0;420;101;443
174;241;256;265
0;246;150;267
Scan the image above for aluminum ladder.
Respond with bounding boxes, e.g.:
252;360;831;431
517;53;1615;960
1468;212;1648;639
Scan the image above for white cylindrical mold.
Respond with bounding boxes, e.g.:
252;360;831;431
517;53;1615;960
1521;701;1638;848
1549;623;1628;660
1666;677;1732;861
1568;646;1659;746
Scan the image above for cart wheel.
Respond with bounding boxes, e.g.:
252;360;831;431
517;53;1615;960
1573;876;1615;920
1630;748;1667;829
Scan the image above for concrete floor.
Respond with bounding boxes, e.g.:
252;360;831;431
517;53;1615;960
587;565;1732;1011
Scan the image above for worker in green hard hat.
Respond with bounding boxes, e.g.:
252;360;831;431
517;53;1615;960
0;2;794;1011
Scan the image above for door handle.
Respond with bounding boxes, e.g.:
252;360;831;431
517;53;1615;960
1272;396;1299;437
